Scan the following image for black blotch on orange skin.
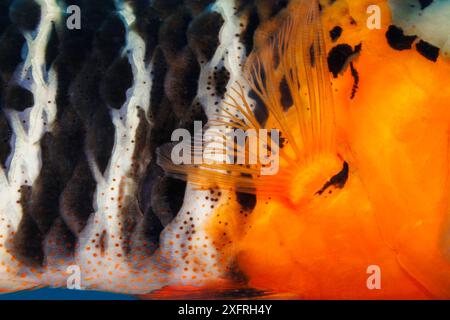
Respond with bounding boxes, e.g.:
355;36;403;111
250;90;269;127
350;62;359;99
329;26;342;42
386;25;417;51
316;161;349;196
416;40;439;62
236;192;257;212
279;76;293;111
310;44;315;67
327;44;354;78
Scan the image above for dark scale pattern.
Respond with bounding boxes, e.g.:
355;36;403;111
31;104;88;252
0;111;11;168
139;0;237;248
0;0;18;168
130;3;161;62
9;185;40;266
0;25;25;75
158;7;192;62
187;11;224;63
11;206;45;266
50;0;101;243
0;0;294;273
7;1;120;265
0;0;13;35
164;46;200;119
100;56;134;110
70;11;124;174
9;0;41;31
4;84;34;111
185;0;215;15
152;0;183;18
60;159;96;236
235;0;292;128
125;107;154;253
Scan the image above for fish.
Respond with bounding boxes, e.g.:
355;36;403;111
0;0;449;299
159;0;450;299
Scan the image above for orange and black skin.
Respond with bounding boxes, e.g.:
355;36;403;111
0;0;448;298
161;0;450;299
